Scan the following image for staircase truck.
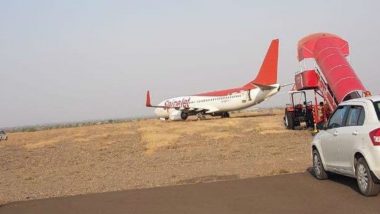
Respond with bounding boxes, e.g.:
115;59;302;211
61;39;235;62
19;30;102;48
284;33;371;130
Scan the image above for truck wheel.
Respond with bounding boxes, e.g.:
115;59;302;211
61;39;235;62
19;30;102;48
356;157;380;196
313;149;328;180
285;111;295;130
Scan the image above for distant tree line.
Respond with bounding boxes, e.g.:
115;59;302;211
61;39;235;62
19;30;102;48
4;116;153;133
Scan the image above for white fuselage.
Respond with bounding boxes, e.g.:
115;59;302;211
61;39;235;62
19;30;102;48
154;84;280;119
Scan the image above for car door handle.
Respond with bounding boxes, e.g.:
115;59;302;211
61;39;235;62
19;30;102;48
352;131;358;136
333;131;338;136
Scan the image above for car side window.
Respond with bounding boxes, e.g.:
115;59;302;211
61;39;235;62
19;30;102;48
374;101;380;121
357;107;365;125
346;106;365;126
328;106;349;129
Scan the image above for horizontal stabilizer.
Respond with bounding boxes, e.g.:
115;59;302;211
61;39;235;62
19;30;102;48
280;83;294;88
251;82;278;90
205;106;220;113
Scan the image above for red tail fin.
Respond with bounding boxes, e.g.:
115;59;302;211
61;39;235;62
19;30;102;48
244;39;279;89
146;90;152;107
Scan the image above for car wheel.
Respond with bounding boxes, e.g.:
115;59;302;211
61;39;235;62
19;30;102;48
313;149;328;180
356;158;380;196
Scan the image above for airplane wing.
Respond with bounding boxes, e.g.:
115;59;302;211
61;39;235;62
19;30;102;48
184;105;218;114
205;106;219;113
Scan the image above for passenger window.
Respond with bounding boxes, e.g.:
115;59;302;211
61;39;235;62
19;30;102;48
328;106;349;129
346;106;364;126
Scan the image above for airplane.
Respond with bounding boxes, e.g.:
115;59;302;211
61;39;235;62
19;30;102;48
146;39;280;121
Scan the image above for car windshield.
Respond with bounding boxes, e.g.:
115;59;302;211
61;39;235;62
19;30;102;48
374;101;380;121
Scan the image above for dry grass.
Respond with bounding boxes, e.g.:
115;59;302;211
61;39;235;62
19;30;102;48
0;109;313;204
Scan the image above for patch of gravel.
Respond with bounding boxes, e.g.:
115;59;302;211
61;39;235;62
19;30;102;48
0;110;313;205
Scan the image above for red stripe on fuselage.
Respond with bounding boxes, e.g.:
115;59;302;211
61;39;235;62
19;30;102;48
195;86;255;96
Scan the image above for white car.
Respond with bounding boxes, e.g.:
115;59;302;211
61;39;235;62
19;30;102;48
312;95;380;196
0;130;7;141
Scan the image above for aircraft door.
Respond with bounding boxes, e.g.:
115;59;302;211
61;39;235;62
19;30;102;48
242;90;252;103
241;91;247;103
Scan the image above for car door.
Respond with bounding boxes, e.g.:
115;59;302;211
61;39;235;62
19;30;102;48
338;105;366;175
320;105;350;169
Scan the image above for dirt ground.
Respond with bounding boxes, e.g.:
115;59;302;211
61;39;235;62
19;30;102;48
0;109;313;205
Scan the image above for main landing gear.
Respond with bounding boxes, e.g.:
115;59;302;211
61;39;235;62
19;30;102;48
221;112;230;118
196;112;230;120
196;113;206;120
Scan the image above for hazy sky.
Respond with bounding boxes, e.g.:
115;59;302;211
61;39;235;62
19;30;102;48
1;0;379;127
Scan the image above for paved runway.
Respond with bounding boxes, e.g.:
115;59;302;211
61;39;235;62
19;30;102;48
1;172;380;214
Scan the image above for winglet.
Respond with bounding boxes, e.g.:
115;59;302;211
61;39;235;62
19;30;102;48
146;90;152;107
244;39;279;89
